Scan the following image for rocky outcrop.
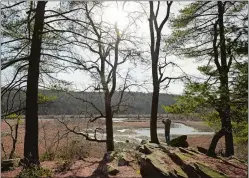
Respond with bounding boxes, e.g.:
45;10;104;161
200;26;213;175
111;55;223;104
136;141;248;178
100;151;138;176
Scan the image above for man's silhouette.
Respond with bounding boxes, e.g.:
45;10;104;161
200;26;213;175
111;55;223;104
162;119;171;143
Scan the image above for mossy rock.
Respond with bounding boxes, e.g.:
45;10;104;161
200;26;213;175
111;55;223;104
194;162;227;178
139;157;169;178
104;151;117;162
106;164;119;175
138;145;153;154
137;142;247;178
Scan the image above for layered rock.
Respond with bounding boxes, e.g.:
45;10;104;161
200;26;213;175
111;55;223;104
136;141;247;178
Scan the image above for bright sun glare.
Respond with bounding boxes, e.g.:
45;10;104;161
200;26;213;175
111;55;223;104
104;5;129;28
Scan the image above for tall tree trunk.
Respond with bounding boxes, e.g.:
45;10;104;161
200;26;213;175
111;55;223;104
148;1;172;143
105;93;114;151
150;37;160;144
148;2;160;144
217;1;234;157
150;81;160;144
24;1;46;167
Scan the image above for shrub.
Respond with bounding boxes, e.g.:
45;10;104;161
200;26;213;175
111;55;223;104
17;166;53;178
55;140;88;160
40;151;55;161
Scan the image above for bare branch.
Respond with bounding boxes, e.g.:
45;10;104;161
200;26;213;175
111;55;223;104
57;119;106;143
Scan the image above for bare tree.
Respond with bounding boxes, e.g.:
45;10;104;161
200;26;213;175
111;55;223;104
39;120;70;160
148;1;185;143
1;113;23;159
53;2;142;151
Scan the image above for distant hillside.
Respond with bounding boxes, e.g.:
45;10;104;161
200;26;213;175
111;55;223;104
2;89;178;115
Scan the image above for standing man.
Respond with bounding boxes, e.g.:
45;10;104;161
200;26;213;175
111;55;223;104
162;119;171;143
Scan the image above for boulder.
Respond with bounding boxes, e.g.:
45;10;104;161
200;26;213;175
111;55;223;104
94;163;119;176
117;153;129;166
169;135;188;148
136;144;153;155
1;159;20;172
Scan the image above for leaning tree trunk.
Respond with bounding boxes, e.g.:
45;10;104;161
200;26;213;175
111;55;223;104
207;74;234;157
24;1;46;167
105;93;114;151
207;128;225;156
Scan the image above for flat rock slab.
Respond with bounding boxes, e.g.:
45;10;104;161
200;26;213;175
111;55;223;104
136;142;248;178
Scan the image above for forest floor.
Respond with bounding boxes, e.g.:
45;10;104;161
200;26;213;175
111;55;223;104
1;135;226;178
1;118;246;178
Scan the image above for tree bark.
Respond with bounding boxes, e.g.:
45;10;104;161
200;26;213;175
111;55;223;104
24;1;46;167
105;93;114;151
220;75;234;156
150;83;160;143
